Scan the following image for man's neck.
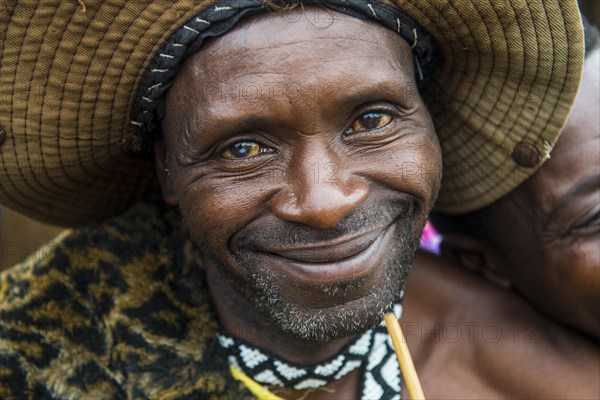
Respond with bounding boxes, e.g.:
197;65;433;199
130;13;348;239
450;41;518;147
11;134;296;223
204;263;366;399
204;263;357;364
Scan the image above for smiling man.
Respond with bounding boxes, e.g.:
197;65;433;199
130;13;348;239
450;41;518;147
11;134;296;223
0;0;584;399
155;13;440;349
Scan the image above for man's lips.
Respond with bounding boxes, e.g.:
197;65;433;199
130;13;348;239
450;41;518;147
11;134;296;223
252;223;397;285
264;226;387;263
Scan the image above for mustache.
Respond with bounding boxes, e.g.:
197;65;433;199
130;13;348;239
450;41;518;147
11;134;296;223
231;197;420;251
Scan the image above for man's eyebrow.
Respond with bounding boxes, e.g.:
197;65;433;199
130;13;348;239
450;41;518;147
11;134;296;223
335;82;420;109
546;174;600;222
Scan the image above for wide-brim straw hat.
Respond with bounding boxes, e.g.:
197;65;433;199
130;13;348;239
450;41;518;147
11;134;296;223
0;0;584;226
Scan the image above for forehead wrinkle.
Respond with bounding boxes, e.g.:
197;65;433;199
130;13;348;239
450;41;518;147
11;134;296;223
192;8;411;73
202;56;414;93
228;7;393;45
228;37;389;54
190;71;419;131
221;33;405;75
184;15;416;95
192;44;416;99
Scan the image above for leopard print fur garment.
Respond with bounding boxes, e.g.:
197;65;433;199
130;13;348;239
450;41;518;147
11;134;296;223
0;199;255;399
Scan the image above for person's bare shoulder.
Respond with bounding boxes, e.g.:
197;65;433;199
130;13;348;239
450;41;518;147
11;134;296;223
401;250;600;400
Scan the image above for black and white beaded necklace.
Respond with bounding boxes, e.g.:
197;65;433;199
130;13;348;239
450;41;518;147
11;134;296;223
217;303;403;399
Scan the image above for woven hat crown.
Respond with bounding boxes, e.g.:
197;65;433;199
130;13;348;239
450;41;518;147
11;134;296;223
0;0;584;225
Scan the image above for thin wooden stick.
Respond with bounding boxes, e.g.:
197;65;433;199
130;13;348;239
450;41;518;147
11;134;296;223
384;313;425;400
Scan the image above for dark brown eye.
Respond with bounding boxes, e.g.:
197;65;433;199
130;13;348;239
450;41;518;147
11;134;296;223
348;112;392;133
570;209;600;236
221;141;266;160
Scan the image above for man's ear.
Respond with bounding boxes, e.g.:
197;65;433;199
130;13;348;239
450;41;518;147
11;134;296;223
153;136;177;205
440;234;512;289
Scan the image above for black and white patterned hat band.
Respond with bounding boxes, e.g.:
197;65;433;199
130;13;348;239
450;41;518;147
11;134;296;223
131;0;439;139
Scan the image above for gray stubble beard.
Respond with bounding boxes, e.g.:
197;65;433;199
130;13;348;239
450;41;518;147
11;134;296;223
233;223;420;342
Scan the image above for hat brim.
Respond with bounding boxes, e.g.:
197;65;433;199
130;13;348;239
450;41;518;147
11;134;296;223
0;0;584;224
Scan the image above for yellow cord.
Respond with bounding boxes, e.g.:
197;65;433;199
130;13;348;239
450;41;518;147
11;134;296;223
384;313;426;400
230;365;285;400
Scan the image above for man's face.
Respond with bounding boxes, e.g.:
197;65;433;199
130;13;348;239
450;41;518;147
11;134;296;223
158;8;441;341
486;49;600;337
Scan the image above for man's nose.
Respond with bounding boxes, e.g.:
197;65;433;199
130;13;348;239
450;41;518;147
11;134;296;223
271;162;369;230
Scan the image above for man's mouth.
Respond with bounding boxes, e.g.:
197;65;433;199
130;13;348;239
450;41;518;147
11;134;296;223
266;226;388;263
256;222;397;285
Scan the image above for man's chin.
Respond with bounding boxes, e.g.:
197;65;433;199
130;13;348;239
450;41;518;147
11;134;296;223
257;294;398;342
244;244;414;342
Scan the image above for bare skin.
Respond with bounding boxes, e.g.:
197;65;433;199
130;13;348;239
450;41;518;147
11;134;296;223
156;8;441;399
405;50;600;399
439;48;600;339
403;251;600;399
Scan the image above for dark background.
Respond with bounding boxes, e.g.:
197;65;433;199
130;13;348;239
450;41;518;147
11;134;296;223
581;0;600;26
